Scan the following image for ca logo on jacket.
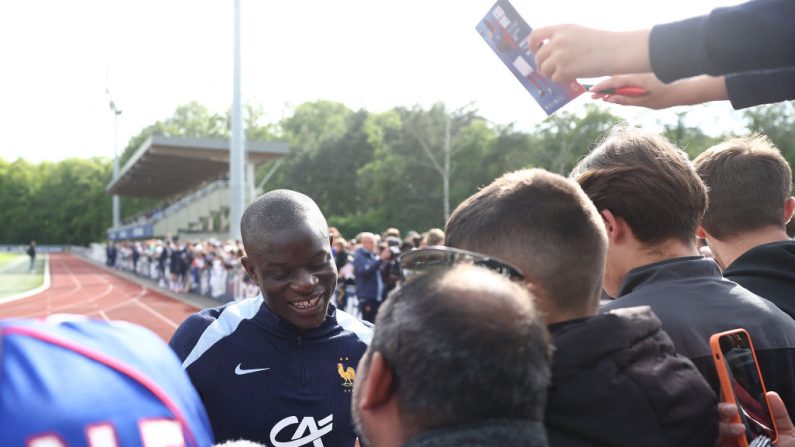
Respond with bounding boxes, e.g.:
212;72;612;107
270;414;333;447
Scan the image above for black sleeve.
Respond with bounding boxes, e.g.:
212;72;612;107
725;68;795;109
649;0;795;82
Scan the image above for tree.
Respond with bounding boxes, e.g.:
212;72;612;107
743;102;795;171
265;101;353;194
532;103;623;175
399;103;481;221
268;109;376;219
0;158;112;244
662;111;724;159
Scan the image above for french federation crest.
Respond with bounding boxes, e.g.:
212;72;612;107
337;357;356;391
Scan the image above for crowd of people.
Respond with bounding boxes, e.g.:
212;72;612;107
105;238;256;300
2;1;795;446
105;227;446;323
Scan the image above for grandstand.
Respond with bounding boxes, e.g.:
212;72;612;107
106;136;288;241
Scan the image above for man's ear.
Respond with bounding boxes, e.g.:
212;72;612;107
696;226;708;239
600;209;624;243
784;197;795;223
240;256;257;281
359;352;395;411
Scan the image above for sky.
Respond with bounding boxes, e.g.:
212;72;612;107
0;0;747;163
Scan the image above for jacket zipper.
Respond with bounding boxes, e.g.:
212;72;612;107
297;335;308;392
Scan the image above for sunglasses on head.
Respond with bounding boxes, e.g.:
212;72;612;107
397;246;525;283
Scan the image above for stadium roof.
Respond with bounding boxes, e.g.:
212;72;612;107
106;136;289;198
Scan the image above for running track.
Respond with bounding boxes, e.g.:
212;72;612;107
0;253;199;342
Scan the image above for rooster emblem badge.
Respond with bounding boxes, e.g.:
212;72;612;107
337;357;356;389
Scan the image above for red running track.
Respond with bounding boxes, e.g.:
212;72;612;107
0;253;199;342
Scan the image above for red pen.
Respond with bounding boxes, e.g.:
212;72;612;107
581;84;648;97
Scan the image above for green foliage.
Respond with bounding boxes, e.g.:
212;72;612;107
266;103;373;220
662;112;723;159
532;103;623;174
0;157;112;245
17;98;794;245
280;100;353;155
743;102;795;173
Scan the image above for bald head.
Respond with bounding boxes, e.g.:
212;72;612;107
241;189;329;255
366;265;551;431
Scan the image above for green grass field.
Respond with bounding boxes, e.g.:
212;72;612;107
0;253;45;299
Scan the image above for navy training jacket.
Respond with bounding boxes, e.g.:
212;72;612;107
170;295;373;446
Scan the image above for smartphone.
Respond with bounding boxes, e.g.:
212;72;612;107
710;329;778;447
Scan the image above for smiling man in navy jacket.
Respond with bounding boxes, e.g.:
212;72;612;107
169;189;373;445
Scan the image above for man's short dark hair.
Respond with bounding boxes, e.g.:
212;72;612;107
240;189;328;255
445;168;607;314
369;265;550;432
570;126;707;246
694;134;793;240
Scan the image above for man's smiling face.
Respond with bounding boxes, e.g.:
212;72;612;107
242;223;337;330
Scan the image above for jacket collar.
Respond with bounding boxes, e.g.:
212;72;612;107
725;240;795;280
617;256;719;297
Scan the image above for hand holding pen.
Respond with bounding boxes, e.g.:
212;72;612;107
585;73;728;110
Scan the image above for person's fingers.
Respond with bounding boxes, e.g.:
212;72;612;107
602;95;647;107
720;421;746;437
533;44;552;72
589;78;621;92
768;391;794;432
719;402;740;418
551;70;569;84
529;26;558;53
717;423;745;447
589;75;643;92
537;57;556;81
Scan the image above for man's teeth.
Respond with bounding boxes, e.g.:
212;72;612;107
291;295;321;309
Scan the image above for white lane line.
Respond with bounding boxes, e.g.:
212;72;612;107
133;298;179;329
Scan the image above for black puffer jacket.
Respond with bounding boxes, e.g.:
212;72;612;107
546;306;718;447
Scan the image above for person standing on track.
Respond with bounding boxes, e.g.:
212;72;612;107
26;240;36;273
169;189;372;445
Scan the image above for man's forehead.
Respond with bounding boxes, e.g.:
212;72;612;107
251;224;327;252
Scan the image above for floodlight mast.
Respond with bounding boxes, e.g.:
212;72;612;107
106;89;122;231
229;0;245;241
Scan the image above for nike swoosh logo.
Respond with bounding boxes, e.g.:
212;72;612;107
235;363;271;375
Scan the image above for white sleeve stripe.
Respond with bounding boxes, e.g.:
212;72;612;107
181;295;264;369
336;309;373;345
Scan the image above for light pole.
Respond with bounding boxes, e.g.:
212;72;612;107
106;89;122;230
229;0;245;240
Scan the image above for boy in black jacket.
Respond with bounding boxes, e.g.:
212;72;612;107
446;167;717;447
